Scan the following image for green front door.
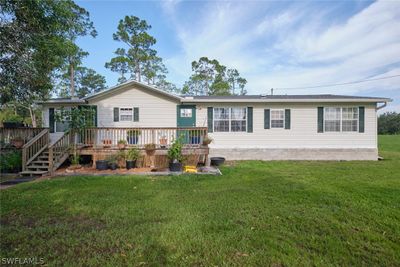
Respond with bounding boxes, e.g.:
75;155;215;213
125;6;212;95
177;105;197;144
177;105;196;127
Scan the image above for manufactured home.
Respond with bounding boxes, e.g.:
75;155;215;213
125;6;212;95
13;80;390;175
40;80;391;160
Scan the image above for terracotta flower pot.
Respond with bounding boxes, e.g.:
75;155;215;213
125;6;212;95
11;139;24;149
118;143;126;150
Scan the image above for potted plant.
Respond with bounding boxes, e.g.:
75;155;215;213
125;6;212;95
67;154;82;172
96;159;109;170
116;150;126;168
127;129;141;145
144;143;156;156
11;136;24;148
159;135;168;148
107;154;118;170
202;135;213;146
167;138;183;172
126;146;140;169
117;139;127;150
102;139;112;148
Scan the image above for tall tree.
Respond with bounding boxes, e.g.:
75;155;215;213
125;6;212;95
183;57;247;96
0;0;97;126
106;16;157;83
55;67;106;98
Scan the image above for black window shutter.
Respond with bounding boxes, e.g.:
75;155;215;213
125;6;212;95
247;107;253;133
285;109;291;129
113;107;119;122
133;107;139;122
264;109;270;129
317;107;324;133
359;106;365;133
49;108;55;133
207;107;213;133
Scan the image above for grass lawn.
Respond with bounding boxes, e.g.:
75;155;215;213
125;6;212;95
1;136;400;266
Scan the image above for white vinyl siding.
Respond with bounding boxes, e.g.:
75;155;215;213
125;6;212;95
213;107;246;132
196;103;377;149
88;85;179;127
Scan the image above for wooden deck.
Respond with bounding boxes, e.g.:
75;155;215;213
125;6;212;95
1;127;209;175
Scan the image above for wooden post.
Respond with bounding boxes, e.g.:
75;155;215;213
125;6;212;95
22;147;26;171
48;146;54;175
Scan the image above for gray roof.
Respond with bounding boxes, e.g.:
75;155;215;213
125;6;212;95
36;98;85;104
181;94;392;103
188;94;391;100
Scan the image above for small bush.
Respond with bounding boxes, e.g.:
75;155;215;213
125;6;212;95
0;150;22;173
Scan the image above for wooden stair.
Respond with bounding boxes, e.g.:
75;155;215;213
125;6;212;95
20;130;71;177
20;150;66;176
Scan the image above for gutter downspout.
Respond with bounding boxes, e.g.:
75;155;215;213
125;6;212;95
377;102;387;110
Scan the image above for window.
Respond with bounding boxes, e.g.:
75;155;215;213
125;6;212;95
324;107;358;132
270;109;284;128
214;108;230;132
120;108;133;121
180;108;192;118
342;107;358;132
213;107;246;132
55;108;70;133
324;107;341;132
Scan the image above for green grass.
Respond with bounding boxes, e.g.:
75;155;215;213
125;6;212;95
1;136;400;266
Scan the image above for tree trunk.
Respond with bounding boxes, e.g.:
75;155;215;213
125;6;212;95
70;63;75;98
137;61;141;82
28;106;37;127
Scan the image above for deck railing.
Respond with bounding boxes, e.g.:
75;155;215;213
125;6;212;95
0;127;46;146
48;131;72;173
75;127;208;148
21;129;49;171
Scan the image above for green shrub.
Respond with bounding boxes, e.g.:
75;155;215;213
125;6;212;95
0;150;22;172
126;147;140;161
167;138;183;162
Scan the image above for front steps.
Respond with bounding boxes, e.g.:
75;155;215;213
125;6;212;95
20;150;66;177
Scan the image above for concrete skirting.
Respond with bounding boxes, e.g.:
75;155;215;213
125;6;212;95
209;148;378;161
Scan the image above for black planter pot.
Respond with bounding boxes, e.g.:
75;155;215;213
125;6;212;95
210;157;225;166
169;162;182;172
109;163;118;170
126;160;136;170
96;160;109;170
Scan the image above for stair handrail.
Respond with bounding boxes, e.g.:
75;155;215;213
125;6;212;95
48;131;72;174
22;129;49;171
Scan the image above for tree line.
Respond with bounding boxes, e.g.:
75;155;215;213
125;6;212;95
378;112;400;135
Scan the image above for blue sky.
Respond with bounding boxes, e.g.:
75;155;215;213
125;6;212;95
76;0;400;111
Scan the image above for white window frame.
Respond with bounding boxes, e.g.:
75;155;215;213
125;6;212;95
180;108;193;118
270;109;285;129
324;107;359;132
120;107;133;122
213;107;247;132
342;107;359;132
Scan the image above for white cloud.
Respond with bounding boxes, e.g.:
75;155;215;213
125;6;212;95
161;0;400;111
